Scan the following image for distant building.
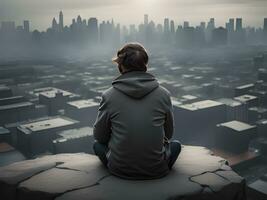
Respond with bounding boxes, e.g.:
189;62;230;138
37;87;80;115
236;18;243;32
234;84;255;97
217;98;248;122
256;119;267;137
88;18;98;44
65;99;98;126
216;120;257;153
248;107;267;123
1;21;15;33
53;126;94;154
0;86;12;98
17;116;79;157
144;14;148;25
164;18;170;33
234;94;259;108
0;96;47;126
23;20;30;33
173;100;226;145
212;27;228;45
59;11;64;32
0;127;11;144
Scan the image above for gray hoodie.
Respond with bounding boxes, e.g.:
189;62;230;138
93;71;174;179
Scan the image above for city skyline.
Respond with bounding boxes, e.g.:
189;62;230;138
0;0;267;31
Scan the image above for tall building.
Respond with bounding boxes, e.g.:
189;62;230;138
88;18;98;43
207;18;215;30
52;18;58;31
228;18;234;32
170;20;175;33
164;18;170;33
59;11;64;31
212;27;228;45
236;18;243;32
1;21;15;33
23;20;30;33
184;21;189;28
264;18;267;32
144;14;148;25
200;22;206;30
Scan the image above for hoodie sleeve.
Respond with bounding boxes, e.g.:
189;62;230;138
164;95;174;140
93;95;111;145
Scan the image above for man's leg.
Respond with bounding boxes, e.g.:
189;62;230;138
168;140;182;169
93;141;109;167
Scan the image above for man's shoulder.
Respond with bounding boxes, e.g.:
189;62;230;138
156;85;171;97
101;86;118;100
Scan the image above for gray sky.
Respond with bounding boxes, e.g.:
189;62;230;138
0;0;266;31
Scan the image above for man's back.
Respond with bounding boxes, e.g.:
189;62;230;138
93;71;174;179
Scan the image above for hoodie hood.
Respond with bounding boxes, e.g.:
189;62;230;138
112;71;159;99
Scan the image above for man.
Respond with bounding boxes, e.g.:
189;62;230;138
93;43;181;180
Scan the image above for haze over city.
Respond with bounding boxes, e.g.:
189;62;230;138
0;0;267;31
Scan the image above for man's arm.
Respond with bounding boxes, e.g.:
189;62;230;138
93;95;111;145
164;96;174;140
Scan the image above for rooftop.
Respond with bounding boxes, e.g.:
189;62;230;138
219;120;256;132
217;98;242;107
54;127;94;143
0;127;10;135
179;100;224;111
236;84;255;90
18;117;78;133
30;87;74;98
0;102;33;111
234;94;258;102
67;99;99;109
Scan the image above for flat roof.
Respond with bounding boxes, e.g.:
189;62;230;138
56;127;93;142
236;84;254;90
249;107;267;113
19;117;78;133
217;98;242;107
31;87;74;98
179;100;224;111
257;119;267;125
0;127;10;135
0;102;33;111
219;120;256;132
67;99;99;109
234;95;258;102
182;95;197;100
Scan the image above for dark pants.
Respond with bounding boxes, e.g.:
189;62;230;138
93;140;182;170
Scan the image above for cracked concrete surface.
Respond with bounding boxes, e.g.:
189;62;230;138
0;146;247;200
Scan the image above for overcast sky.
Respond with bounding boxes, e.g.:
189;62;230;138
0;0;266;31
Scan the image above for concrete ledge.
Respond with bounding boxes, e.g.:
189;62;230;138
0;145;247;200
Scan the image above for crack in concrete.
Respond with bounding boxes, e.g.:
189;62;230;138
53;174;112;199
15;162;64;200
187;168;230;194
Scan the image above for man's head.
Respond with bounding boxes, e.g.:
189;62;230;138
113;43;149;74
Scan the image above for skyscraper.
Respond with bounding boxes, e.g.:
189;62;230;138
200;22;206;30
23;20;30;33
170;20;175;33
184;21;189;28
164;18;170;33
228;18;234;32
52;18;58;31
236;18;242;32
144;14;148;25
264;18;267;32
207;18;215;30
88;18;99;44
59;11;64;31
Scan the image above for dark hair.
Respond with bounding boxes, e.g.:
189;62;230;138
112;43;149;72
